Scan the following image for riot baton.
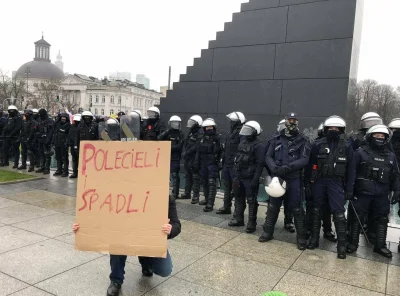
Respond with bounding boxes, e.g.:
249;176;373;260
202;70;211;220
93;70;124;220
349;200;370;244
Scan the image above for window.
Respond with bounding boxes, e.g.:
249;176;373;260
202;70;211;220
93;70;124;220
95;95;99;103
39;47;43;58
101;109;104;115
94;108;98;115
111;95;114;104
110;109;114;115
102;95;105;103
118;96;121;104
89;95;92;103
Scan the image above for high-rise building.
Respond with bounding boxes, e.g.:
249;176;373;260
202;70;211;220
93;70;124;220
109;71;131;81
55;50;64;72
136;74;150;89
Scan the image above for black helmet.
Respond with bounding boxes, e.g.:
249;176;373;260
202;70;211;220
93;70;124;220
117;111;125;117
38;108;48;119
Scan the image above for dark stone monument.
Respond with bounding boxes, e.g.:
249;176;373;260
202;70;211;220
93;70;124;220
160;0;364;138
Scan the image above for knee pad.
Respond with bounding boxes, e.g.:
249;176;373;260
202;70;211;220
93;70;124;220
376;216;389;224
208;179;216;186
312;208;321;217
333;212;346;222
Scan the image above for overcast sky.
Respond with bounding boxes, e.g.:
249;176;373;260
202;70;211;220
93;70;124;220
0;0;398;91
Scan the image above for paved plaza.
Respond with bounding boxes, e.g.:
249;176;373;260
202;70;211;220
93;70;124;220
1;171;400;295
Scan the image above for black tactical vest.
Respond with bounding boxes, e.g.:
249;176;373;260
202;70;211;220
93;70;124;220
21;120;34;142
199;135;217;154
79;123;97;140
224;127;241;162
316;137;347;178
356;146;393;184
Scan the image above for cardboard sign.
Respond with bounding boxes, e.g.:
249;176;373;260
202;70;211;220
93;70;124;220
74;141;171;258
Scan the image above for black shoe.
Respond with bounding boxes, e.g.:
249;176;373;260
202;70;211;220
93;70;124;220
35;168;44;173
203;206;213;212
18;165;27;170
107;282;121;296
323;231;337;242
191;198;199;204
216;207;231;215
142;268;153;277
284;223;295;233
53;170;62;176
297;239;307;251
43;170;50;175
61;173;68;177
258;232;273;243
12;164;18;169
346;244;358;254
179;193;191;200
307;238;319;250
246;223;257;233
228;219;245;227
373;246;393;258
199;200;207;206
28;167;34;172
69;173;77;179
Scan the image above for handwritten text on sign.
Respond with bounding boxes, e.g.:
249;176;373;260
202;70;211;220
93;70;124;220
75;141;171;258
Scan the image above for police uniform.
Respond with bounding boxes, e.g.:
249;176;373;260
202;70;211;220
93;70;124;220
306;122;353;259
67;116;80;178
3;108;22;168
35;109;54;174
347;125;400;258
0;111;8;166
228;121;264;233
181;116;203;203
19;110;37;171
53;114;71;177
259;114;310;250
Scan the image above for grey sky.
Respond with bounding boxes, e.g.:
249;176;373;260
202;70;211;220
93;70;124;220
0;0;398;90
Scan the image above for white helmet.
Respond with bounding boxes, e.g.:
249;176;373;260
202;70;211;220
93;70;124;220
106;118;119;125
277;119;285;132
265;176;286;198
388;118;400;129
187;115;203;128
82;111;93;117
147;106;160;119
8;105;17;111
169;115;182;130
366;124;392;144
240;121;262;136
202;118;216;127
360;112;383;130
130;110;142;118
324;115;346;129
226;111;246;124
32;108;39;114
318;123;324;132
73;114;81;122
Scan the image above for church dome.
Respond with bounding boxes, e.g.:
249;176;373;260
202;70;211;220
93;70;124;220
15;35;64;81
16;61;64;81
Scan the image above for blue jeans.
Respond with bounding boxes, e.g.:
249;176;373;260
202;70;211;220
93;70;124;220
109;251;172;284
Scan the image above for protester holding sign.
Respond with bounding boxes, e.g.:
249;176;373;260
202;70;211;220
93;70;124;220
73;195;180;296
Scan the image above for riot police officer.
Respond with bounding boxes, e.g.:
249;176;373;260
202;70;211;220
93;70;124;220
130;110;144;139
67;114;81;178
2;105;22;168
306;116;353;259
53;113;71;177
347;125;400;258
104;118;121;141
117;111;125;123
194;118;222;212
158;116;185;200
228;121;264;233
18;109;37;172
75;111;99;151
216;112;246;215
35;109;54;174
259;113;311;250
142;107;165;141
32;108;41;167
180;115;203;203
0;108;7;166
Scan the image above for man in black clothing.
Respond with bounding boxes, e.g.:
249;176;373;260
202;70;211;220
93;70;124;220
142;107;165;141
67;114;81;178
53;113;71;177
18;109;37;172
35;109;55;174
2;105;22;168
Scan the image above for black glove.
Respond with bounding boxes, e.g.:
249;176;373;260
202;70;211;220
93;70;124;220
391;191;400;205
345;192;354;201
274;166;289;177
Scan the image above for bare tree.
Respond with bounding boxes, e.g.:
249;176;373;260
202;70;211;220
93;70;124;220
58;88;79;113
34;80;60;113
0;69;30;109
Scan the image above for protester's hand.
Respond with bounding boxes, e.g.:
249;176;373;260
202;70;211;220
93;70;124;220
72;223;80;233
162;219;172;235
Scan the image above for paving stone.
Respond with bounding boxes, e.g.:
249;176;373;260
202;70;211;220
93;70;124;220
0;271;29;295
387;264;400;296
0;226;48;254
0;204;58;225
0;197;23;209
9;286;54;296
54;233;75;245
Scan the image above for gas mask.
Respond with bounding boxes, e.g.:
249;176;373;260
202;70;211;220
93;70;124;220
326;130;341;139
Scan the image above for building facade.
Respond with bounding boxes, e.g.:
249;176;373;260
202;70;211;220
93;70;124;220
136;74;150;89
59;74;162;116
109;72;132;81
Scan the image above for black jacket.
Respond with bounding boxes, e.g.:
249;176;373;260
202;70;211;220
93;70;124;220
168;197;181;239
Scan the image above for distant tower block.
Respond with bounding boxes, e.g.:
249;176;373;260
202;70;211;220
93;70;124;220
160;0;364;136
55;50;64;72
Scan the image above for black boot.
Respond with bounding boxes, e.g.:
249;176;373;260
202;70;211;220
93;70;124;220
43;157;51;175
217;180;233;215
373;216;392;258
323;230;337;242
18;157;27;170
12;163;18;169
259;203;279;242
204;179;216;212
28;166;35;172
347;213;362;254
191;173;200;204
35;157;45;173
181;171;192;199
53;160;62;176
246;198;258;233
284;210;295;233
228;193;245;227
293;207;307;250
307;208;321;249
171;172;180;200
69;171;78;178
305;201;313;239
334;212;347;259
106;282;121;296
